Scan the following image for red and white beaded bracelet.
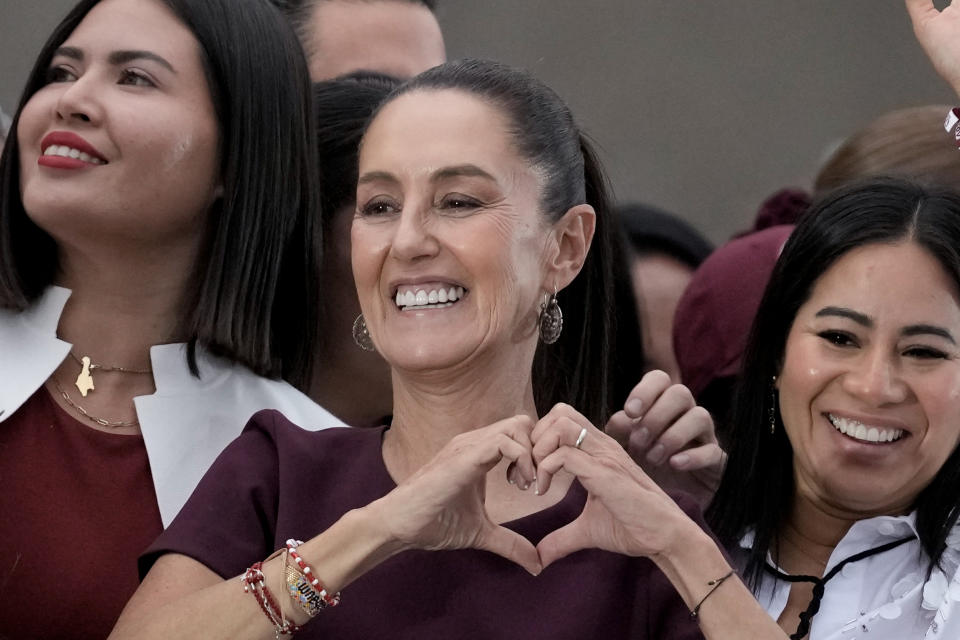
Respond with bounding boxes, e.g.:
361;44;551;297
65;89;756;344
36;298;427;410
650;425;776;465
285;539;342;608
242;562;302;636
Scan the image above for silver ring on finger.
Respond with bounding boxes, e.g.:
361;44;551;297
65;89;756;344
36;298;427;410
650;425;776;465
574;427;588;450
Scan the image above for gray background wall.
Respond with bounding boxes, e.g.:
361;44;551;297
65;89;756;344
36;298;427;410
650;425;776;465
1;1;953;242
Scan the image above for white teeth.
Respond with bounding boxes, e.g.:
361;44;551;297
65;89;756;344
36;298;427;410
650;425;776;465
828;414;904;444
43;145;103;164
394;284;466;310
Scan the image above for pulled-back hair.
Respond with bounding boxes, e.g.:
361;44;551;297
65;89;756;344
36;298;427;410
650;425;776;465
0;0;321;389
373;58;618;426
707;178;960;588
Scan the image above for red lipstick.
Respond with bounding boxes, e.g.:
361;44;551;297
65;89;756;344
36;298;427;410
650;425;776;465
38;131;107;169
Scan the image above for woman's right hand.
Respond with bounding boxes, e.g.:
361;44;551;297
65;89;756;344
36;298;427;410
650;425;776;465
906;0;960;94
368;415;543;575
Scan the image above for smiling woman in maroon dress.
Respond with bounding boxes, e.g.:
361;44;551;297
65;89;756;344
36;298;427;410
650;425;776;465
110;60;784;640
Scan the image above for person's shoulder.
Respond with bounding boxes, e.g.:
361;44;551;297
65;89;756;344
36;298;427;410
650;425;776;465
242;410;384;454
188;346;344;430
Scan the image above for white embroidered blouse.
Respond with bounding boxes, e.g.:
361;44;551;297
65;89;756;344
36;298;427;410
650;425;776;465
736;513;960;639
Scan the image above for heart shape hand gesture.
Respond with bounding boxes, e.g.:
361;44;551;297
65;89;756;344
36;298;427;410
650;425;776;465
373;404;697;574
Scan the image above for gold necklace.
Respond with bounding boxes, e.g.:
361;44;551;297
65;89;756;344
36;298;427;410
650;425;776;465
51;377;139;429
69;350;152;398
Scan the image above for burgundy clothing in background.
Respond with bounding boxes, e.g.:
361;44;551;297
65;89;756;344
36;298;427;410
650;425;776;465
143;411;705;640
0;388;163;640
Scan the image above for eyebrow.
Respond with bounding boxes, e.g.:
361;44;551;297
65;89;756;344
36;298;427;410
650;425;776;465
815;306;956;344
902;324;956;344
358;165;498;187
815;306;871;327
432;164;497;183
51;47;176;73
357;171;399;187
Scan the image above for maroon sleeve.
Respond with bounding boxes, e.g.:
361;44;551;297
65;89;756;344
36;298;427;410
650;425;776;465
138;410;287;580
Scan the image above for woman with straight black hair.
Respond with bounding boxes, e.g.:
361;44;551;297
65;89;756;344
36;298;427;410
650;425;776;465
707;178;960;638
0;0;339;636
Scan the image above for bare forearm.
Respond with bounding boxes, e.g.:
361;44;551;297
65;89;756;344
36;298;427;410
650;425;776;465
652;523;788;640
110;506;404;639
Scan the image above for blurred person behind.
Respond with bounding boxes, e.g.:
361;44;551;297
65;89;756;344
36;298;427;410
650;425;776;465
308;71;400;426
673;224;793;447
271;0;445;81
815;104;960;194
617;203;713;381
0;105;10;149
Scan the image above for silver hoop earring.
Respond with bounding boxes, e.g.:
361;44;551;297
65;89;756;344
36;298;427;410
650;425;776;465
768;375;777;435
538;287;563;344
352;314;375;352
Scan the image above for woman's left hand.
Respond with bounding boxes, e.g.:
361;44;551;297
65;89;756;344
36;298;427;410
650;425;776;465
605;370;725;503
531;404;698;568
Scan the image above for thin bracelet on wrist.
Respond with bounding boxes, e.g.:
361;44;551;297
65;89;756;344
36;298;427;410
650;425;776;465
689;569;736;619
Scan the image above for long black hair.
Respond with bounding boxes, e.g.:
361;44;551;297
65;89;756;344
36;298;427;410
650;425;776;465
707;178;960;588
368;59;618;426
0;0;321;389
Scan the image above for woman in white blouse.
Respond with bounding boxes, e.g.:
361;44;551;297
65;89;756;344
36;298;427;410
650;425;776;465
706;176;960;639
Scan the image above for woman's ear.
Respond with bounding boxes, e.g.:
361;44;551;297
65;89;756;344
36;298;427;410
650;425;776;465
545;203;596;290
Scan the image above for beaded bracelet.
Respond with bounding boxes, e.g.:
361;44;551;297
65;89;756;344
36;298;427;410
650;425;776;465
285;539;342;609
689;569;736;619
242;562;302;637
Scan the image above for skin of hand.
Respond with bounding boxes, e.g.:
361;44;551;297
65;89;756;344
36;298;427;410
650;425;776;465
532;403;699;567
604;370;725;503
368;415;543;575
906;0;960;93
529;403;791;640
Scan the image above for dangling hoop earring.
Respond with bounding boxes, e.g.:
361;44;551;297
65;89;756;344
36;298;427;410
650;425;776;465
768;375;778;435
352;314;375;352
538;286;563;344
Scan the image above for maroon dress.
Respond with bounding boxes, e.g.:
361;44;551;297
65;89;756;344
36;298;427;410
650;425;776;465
143;410;705;639
0;388;163;640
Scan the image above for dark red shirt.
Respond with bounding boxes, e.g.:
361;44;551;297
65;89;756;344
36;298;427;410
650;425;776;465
0;388;162;640
144;411;705;639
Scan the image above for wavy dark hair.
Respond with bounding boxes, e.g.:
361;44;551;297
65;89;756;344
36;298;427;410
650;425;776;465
0;0;320;389
707;178;960;588
365;59;619;426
